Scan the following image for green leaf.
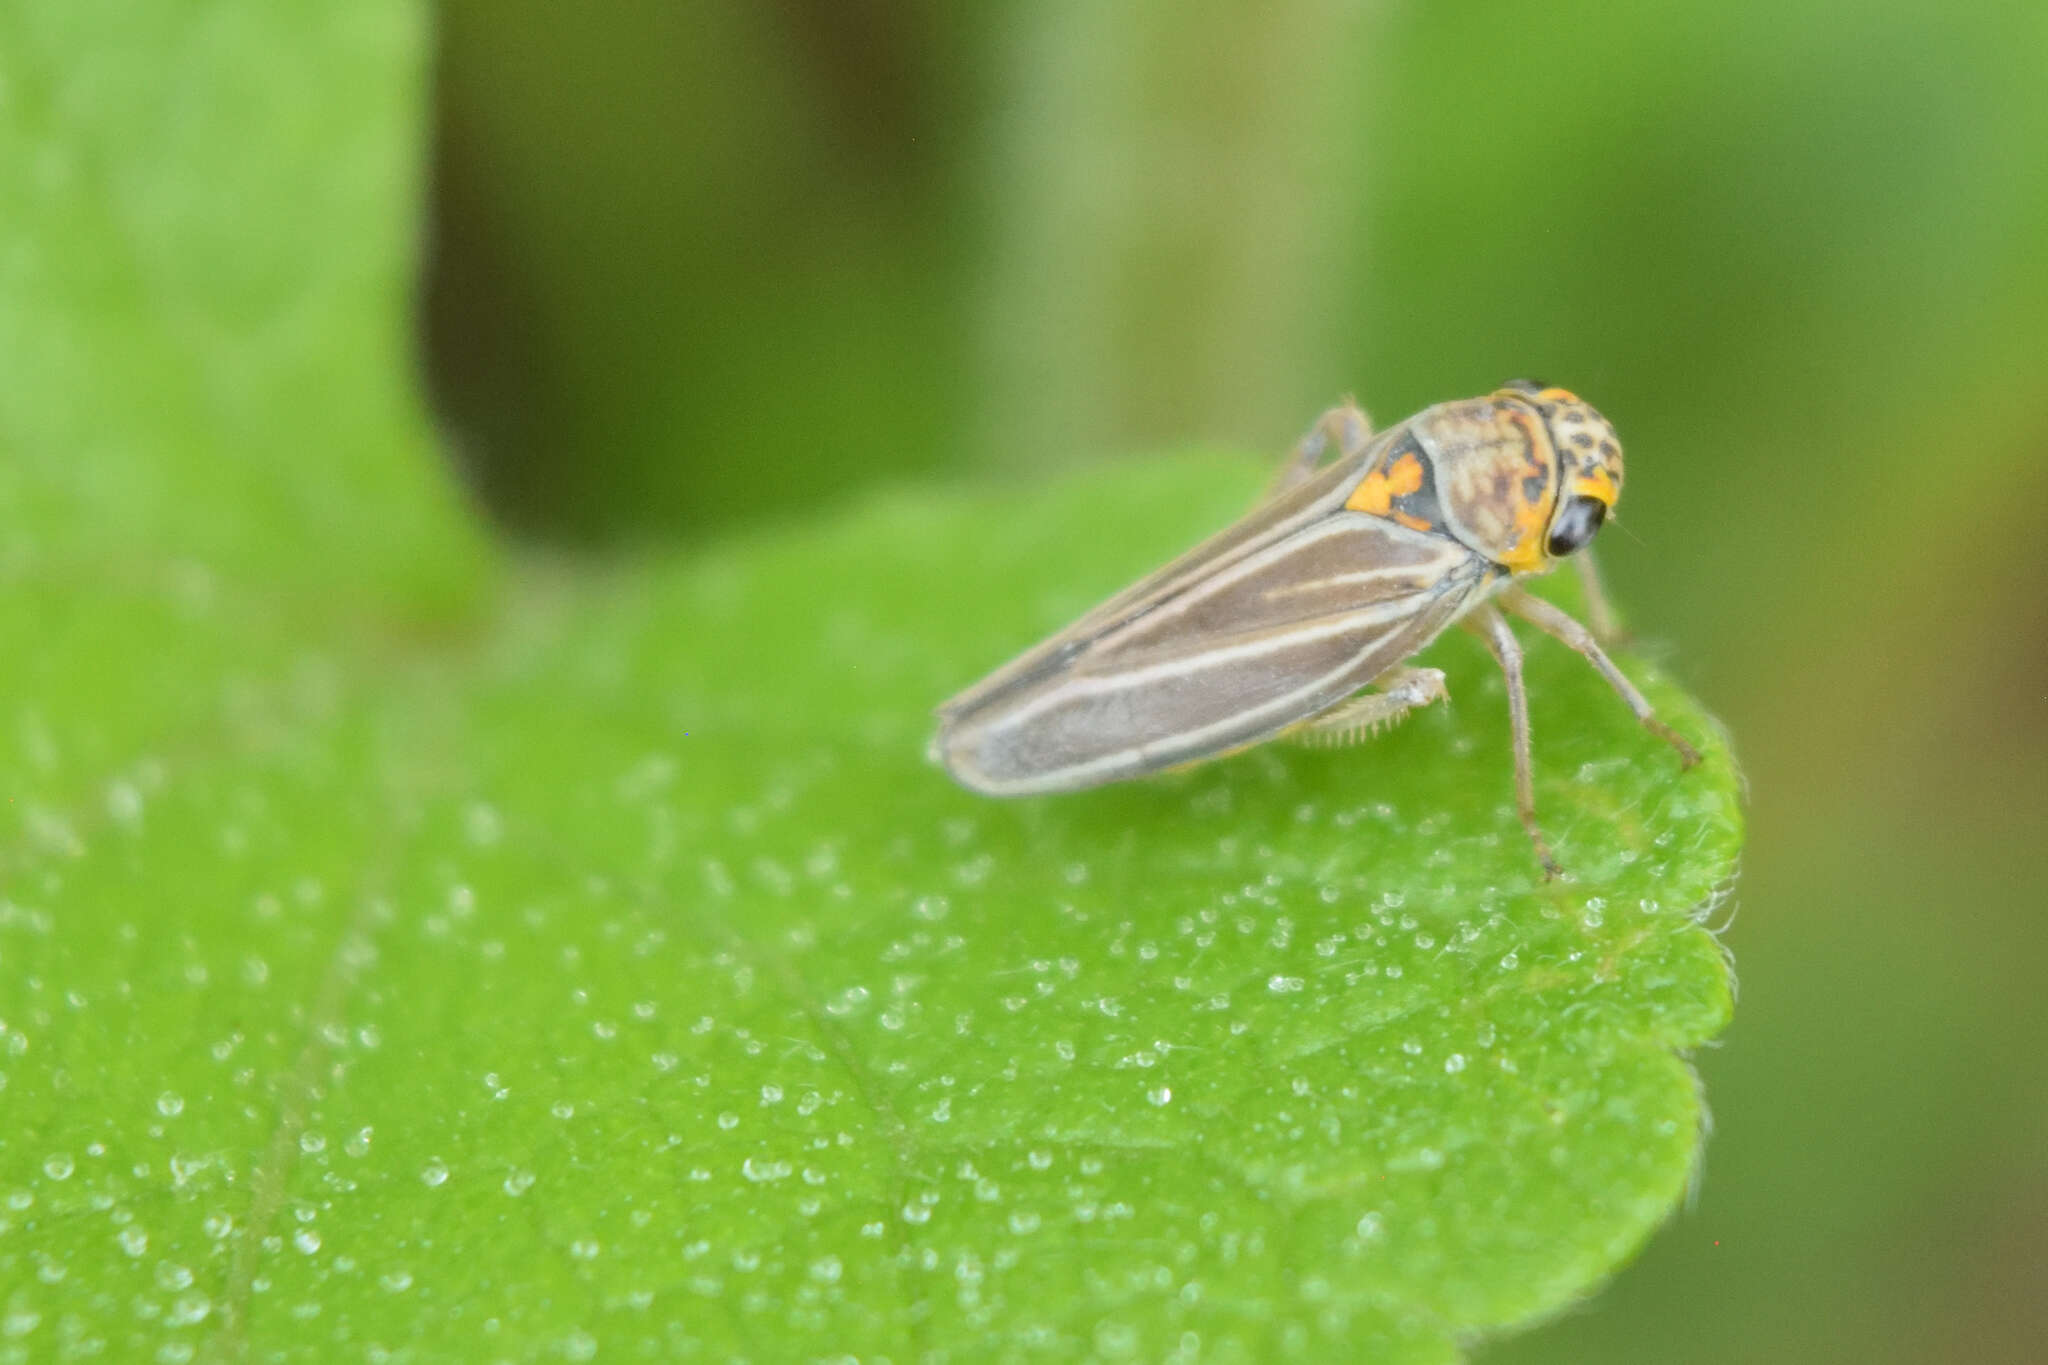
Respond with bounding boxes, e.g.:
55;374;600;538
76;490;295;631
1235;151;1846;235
0;5;1741;1362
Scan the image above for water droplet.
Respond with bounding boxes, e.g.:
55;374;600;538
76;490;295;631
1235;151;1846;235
824;984;870;1017
1266;975;1304;993
503;1169;536;1197
570;1239;601;1261
380;1270;414;1293
166;1293;211;1327
106;779;143;825
292;1229;320;1255
42;1153;72;1181
117;1225;148;1257
420;1159;450;1188
465;803;503;846
810;1254;842;1284
155;1262;194;1291
156;1091;184;1117
1147;1086;1173;1106
1444;1054;1466;1074
740;1156;790;1183
1094;1320;1139;1356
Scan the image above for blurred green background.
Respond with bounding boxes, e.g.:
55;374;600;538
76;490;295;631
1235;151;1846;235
424;2;2048;1360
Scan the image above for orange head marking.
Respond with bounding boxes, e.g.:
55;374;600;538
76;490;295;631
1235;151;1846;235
1492;380;1624;570
1495;454;1556;574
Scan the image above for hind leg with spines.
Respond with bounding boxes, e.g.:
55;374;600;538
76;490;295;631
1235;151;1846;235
1283;667;1447;748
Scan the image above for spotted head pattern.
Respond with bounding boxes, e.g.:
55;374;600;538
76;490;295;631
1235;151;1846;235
1494;379;1623;569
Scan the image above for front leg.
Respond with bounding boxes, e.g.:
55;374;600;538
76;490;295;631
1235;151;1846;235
1571;549;1627;644
1264;401;1374;501
1467;606;1562;879
1498;586;1700;768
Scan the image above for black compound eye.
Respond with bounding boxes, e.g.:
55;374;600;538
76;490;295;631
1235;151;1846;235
1546;495;1607;557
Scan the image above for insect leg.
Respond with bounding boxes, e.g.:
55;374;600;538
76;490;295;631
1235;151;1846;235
1571;549;1628;643
1283;667;1448;748
1499;586;1701;768
1469;605;1561;878
1264;402;1374;500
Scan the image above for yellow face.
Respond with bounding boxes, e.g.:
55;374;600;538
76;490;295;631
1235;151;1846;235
1492;381;1623;572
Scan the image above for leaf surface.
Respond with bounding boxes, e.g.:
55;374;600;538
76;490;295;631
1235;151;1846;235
0;6;1740;1361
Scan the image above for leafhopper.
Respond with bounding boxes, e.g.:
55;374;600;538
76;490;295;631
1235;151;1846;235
932;382;1699;875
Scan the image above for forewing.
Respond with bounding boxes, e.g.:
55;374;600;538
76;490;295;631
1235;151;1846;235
937;512;1490;793
937;430;1395;721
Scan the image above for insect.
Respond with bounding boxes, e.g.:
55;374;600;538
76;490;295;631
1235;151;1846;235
930;381;1699;876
